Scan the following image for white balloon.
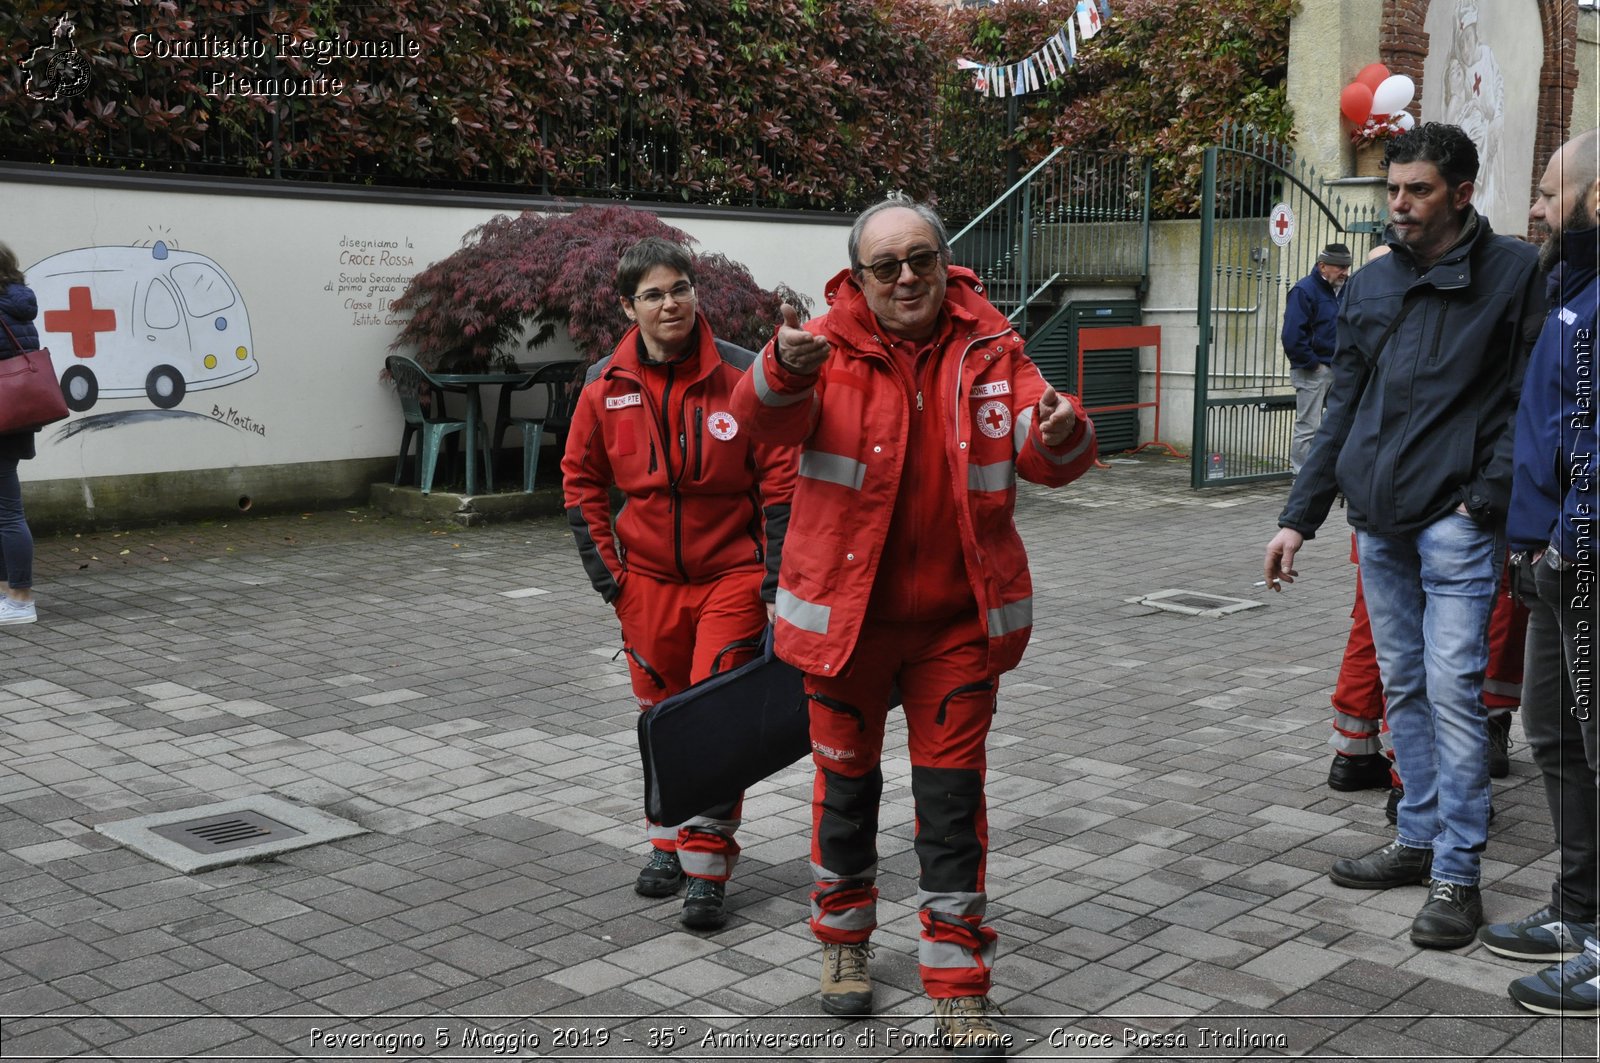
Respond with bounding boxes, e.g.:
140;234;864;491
1394;111;1416;131
1372;74;1416;115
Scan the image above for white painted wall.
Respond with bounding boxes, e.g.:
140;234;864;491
1;172;850;488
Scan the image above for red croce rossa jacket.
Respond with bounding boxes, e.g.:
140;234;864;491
563;314;797;604
731;266;1096;677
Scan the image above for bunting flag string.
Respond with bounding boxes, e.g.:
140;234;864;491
956;1;1111;98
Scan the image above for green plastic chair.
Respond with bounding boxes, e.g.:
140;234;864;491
492;360;583;493
386;355;488;494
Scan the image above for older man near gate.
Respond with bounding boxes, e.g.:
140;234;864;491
732;192;1095;1060
1282;242;1351;475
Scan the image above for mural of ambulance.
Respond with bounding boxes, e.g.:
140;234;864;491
27;241;257;412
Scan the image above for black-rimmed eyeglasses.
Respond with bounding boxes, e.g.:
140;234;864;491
857;249;942;285
629;281;695;308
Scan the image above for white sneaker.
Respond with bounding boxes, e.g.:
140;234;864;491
0;598;37;625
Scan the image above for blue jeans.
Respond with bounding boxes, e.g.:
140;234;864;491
0;457;32;590
1357;511;1502;885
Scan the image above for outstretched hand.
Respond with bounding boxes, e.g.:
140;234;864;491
774;303;830;375
1036;386;1078;447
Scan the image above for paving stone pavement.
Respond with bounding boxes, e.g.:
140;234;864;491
1;455;1596;1062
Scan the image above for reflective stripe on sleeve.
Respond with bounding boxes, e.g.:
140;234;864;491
986;597;1032;636
777;588;831;634
1012;405;1035;455
752;354;813;407
799;450;867;490
967;460;1016;493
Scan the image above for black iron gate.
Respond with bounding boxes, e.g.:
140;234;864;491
1192;125;1381;487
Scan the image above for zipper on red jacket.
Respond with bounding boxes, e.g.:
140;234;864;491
659;365;691;581
693;405;704;480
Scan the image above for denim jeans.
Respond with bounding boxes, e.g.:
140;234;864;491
1289;364;1333;473
0;457;32;590
1357;511;1502;885
1516;550;1600;919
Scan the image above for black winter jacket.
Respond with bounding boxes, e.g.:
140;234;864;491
0;282;41;462
1279;211;1544;538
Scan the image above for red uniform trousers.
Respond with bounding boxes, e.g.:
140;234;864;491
805;611;999;999
1331;535;1527;786
617;568;766;882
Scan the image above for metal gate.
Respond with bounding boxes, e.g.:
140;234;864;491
1191;124;1381;487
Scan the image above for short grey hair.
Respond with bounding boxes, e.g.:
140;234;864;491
847;192;951;269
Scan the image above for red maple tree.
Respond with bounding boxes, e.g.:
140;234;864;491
388;205;811;372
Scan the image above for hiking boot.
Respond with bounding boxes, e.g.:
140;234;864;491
1329;840;1433;890
1507;938;1600;1017
635;849;683;897
0;597;37;626
1478;906;1598;962
1328;752;1393;792
931;995;1011;1060
680;877;727;931
1486;712;1512;779
818;942;873;1016
1411;880;1483;949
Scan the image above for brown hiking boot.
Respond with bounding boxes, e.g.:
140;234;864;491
818;942;873;1016
932;995;1011;1059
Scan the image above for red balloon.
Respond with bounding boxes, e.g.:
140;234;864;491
1340;82;1374;125
1355;63;1391;92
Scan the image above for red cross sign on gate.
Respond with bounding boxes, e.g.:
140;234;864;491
1268;203;1296;248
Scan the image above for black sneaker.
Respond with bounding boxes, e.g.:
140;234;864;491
635;849;684;897
680;877;727;930
1328;752;1393;792
1412;880;1483;949
1486;712;1512;779
1478;906;1597;961
1330;840;1433;889
1508;939;1600;1016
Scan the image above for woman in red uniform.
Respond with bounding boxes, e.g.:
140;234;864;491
561;237;796;930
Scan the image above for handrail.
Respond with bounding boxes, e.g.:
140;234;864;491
950;146;1064;243
1005;273;1063;322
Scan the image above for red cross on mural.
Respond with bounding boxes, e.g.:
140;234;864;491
43;285;116;358
984;406;1007;432
1274;213;1291;236
1473;73;1482;95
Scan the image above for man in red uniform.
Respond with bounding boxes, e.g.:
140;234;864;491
732;194;1095;1059
563;237;796;932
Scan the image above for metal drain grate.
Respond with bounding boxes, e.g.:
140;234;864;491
1131;589;1263;617
96;794;367;873
149;811;305;854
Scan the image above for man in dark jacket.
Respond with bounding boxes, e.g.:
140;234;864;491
1479;129;1600;1016
1282;242;1351;474
1263;123;1545;950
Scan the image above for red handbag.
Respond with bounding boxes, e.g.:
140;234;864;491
0;317;69;434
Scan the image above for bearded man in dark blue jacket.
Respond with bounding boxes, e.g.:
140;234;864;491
1480;129;1600;1017
1282;243;1351;473
1264;124;1545;951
